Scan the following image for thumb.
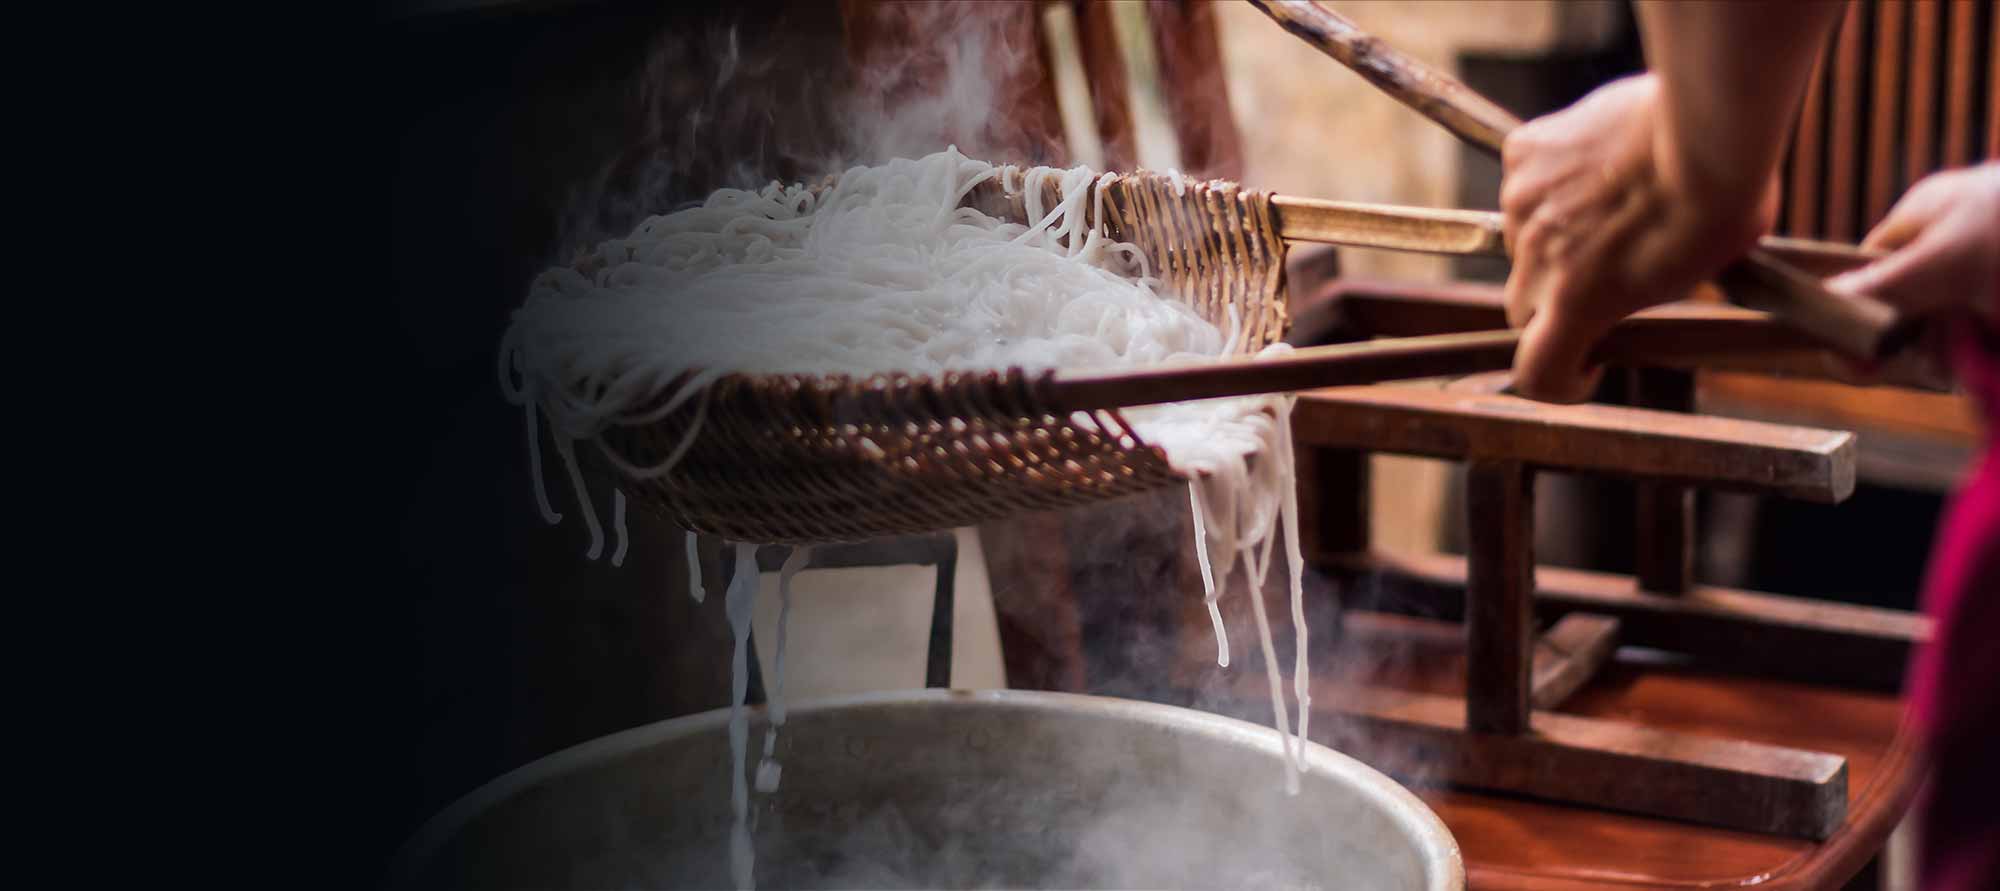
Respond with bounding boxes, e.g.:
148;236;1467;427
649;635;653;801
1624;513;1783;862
1823;224;1981;318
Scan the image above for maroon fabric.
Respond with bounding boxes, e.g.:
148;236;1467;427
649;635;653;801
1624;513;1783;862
1908;320;2000;891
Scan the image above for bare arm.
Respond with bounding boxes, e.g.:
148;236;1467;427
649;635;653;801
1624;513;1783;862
1636;0;1844;212
1497;1;1845;401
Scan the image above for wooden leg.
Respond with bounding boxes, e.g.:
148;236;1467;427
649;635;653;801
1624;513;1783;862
1298;445;1370;563
977;511;1088;692
1465;461;1534;734
1628;368;1698;594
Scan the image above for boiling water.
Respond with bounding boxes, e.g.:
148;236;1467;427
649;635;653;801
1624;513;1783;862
395;694;1449;891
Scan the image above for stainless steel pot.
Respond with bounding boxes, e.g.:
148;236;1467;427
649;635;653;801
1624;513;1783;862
393;689;1462;890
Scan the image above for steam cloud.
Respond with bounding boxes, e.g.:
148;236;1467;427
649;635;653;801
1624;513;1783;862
522;3;1446;885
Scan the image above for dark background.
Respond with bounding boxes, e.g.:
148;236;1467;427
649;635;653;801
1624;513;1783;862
367;0;827;879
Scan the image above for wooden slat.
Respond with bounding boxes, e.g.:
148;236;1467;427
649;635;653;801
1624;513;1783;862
1465;462;1534;735
1145;0;1243;179
1293;386;1857;503
1825;1;1869;240
1529;614;1621;710
1867;1;1907;226
1905;0;1942;182
1311;686;1849;840
1788;43;1831;237
1945;0;1980;166
1072;0;1135;172
1990;0;1999;158
1335;549;1931;692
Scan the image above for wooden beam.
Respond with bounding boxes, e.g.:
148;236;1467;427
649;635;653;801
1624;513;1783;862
1314;686;1849;839
1309;280;1950;391
1294;386;1856;503
1530;614;1621;709
1331;549;1929;691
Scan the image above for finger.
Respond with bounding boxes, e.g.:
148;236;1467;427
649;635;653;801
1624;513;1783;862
1859;176;1954;251
1827;222;1990;317
1503;216;1554;329
1511;295;1610;404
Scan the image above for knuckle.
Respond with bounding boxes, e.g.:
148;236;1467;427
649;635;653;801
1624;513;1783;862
1499;179;1536;218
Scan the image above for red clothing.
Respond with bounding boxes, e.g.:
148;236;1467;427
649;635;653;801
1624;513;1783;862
1907;322;2000;891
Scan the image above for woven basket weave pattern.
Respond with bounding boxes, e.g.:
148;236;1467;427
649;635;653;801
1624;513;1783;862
598;171;1289;544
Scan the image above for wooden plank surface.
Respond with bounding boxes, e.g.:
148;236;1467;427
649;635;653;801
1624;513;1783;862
1294;385;1856;503
1195;606;1918;888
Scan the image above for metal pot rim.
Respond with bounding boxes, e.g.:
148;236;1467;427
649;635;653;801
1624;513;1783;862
394;688;1464;891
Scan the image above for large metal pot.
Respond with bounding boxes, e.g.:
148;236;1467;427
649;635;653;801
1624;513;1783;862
394;689;1462;890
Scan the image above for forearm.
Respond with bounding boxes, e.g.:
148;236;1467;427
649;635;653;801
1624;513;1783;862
1635;0;1843;210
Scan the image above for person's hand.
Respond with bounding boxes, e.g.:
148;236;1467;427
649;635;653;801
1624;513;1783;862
1500;73;1780;402
1826;163;1999;324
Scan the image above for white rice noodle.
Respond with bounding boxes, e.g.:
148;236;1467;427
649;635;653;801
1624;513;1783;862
685;531;705;603
553;435;603;561
724;542;758;890
1186;394;1308;795
610;489;629;567
756;544;810;795
500;148;1317;878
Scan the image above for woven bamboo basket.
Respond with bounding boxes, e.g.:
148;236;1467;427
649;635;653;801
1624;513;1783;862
589;169;1291;545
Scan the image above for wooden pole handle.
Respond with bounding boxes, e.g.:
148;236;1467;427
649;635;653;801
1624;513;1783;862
1047;315;1835;412
1249;0;1912;361
1247;0;1518;151
1270;198;1884;276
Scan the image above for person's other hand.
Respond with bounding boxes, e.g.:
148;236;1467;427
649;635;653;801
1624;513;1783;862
1826;162;1999;324
1500;73;1780;402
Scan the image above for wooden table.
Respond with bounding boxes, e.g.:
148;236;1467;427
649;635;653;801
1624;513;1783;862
1192;608;1919;891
